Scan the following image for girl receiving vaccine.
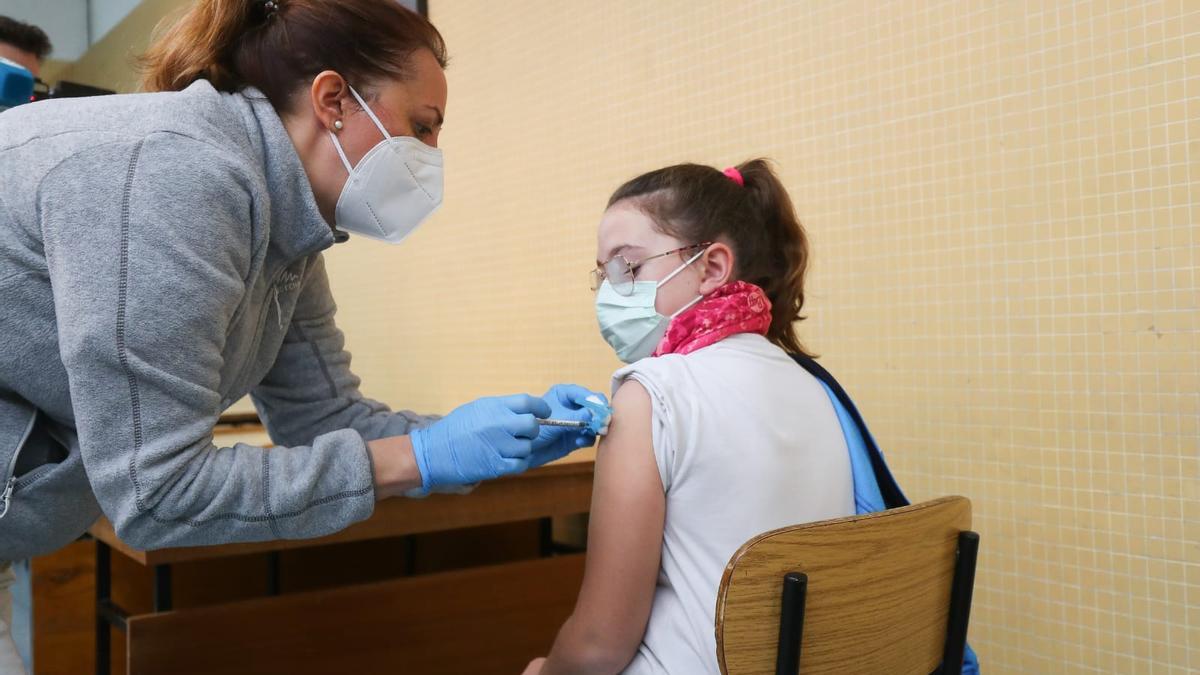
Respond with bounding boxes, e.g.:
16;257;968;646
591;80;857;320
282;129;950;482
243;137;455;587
527;160;857;674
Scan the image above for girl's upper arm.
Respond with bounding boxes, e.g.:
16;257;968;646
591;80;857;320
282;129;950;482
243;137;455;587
560;378;666;662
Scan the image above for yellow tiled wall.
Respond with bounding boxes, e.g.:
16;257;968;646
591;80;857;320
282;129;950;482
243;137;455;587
321;2;1198;672
62;0;1198;672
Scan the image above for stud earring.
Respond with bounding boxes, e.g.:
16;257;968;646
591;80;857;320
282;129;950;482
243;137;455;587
333;120;343;131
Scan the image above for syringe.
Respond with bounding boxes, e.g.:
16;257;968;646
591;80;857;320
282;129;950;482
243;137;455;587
535;396;613;436
536;418;589;428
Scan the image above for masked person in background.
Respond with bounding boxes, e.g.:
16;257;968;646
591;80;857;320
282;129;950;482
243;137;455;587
0;15;49;79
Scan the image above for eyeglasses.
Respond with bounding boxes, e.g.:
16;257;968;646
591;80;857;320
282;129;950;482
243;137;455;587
590;242;713;296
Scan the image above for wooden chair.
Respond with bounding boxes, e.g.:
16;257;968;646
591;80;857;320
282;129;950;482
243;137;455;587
715;496;979;675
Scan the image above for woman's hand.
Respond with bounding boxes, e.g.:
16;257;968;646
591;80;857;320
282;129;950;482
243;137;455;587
531;384;608;466
408;394;552;493
521;657;546;675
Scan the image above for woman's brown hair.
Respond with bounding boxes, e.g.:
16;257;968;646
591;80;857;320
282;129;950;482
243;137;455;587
607;159;813;356
139;0;447;111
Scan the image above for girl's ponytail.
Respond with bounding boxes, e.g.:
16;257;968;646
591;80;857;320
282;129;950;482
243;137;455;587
735;159;810;355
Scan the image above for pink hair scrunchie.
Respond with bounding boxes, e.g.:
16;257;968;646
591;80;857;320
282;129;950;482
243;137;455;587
722;166;744;186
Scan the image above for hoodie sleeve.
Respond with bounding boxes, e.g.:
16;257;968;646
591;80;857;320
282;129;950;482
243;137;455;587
40;133;375;550
250;253;442;446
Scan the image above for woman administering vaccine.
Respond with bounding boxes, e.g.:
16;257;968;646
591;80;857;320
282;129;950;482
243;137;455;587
0;0;602;592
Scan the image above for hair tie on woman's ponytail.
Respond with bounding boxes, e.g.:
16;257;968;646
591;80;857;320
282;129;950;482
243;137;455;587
722;167;745;186
248;0;281;28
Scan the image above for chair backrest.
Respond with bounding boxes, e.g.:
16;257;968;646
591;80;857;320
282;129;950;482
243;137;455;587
715;496;972;674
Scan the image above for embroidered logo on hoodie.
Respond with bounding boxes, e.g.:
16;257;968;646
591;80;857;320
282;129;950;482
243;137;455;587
269;270;304;329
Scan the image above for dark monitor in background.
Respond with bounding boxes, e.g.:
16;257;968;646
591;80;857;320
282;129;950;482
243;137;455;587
31;78;113;102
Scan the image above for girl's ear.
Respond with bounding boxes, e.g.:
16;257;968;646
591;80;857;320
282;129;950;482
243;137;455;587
696;242;734;294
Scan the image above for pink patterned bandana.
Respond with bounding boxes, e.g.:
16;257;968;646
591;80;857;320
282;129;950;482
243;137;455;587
652;281;773;357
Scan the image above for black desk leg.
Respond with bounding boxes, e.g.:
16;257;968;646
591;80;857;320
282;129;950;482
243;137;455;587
539;517;554;557
95;543;161;674
403;535;417;576
152;564;172;612
95;541;111;675
267;551;281;596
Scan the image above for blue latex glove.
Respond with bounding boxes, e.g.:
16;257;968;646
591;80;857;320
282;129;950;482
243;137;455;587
410;394;552;492
531;384;609;468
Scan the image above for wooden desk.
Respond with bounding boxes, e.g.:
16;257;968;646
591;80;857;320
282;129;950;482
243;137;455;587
88;451;596;675
89;449;596;565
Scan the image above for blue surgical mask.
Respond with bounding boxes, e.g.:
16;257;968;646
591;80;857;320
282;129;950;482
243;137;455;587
595;248;707;363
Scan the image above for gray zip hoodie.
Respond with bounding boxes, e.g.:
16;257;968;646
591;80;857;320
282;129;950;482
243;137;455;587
0;80;436;558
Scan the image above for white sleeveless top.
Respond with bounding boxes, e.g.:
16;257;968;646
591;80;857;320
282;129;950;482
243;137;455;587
612;334;855;675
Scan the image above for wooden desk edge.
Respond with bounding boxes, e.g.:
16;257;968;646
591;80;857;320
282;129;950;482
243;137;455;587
90;458;596;566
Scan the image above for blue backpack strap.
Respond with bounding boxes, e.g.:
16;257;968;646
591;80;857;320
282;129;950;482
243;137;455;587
790;353;908;509
816;378;885;514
